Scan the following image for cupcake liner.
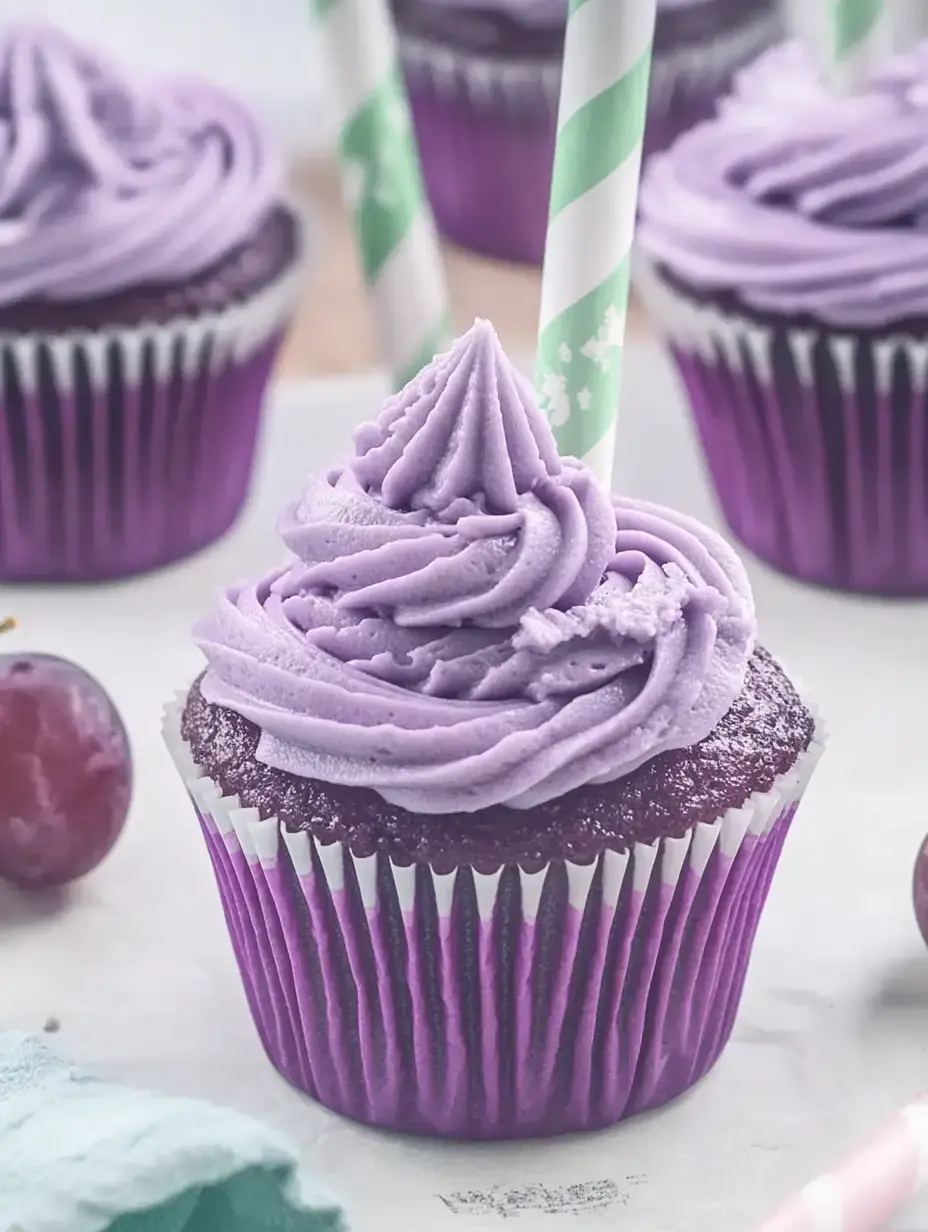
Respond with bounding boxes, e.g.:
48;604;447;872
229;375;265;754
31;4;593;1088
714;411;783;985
637;259;928;594
406;79;555;265
163;699;824;1141
0;230;306;583
400;39;558;266
399;37;562;117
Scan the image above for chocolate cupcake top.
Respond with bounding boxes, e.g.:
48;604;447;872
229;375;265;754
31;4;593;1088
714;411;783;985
195;321;756;816
637;40;928;328
183;647;813;867
392;0;772;58
392;0;566;59
652;0;774;54
0;24;282;306
427;0;565;25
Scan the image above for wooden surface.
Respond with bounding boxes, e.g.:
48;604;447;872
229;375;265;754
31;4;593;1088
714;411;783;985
279;159;646;378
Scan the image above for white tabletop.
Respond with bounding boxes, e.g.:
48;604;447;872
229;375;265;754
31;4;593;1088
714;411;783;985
3;339;928;1232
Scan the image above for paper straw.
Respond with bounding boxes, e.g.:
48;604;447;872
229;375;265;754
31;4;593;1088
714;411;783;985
534;0;657;488
891;2;928;52
312;0;452;388
756;1095;928;1231
828;0;893;92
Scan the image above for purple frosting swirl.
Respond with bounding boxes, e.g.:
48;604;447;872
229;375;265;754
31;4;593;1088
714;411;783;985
638;40;928;327
0;24;281;305
196;321;756;815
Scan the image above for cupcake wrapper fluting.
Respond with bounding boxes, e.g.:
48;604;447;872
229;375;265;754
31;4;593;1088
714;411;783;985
638;260;928;595
0;252;305;583
404;80;555;266
163;701;824;1141
399;6;780;266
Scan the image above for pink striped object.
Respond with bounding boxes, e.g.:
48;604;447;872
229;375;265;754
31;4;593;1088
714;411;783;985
757;1097;928;1232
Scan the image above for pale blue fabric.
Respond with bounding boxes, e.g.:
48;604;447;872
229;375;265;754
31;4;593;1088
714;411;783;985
0;1033;345;1232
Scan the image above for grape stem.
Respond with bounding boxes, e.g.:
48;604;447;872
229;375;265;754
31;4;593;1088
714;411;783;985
0;618;15;635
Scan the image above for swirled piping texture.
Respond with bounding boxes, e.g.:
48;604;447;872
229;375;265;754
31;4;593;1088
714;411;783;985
0;24;281;304
197;321;756;814
638;40;928;327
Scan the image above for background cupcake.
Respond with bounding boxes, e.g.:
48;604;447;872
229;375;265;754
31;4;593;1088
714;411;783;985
647;0;783;157
392;0;564;265
164;321;823;1140
637;40;928;595
392;0;782;266
0;24;306;583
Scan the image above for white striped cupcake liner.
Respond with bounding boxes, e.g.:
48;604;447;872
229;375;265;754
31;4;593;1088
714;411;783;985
0;205;308;582
638;256;928;593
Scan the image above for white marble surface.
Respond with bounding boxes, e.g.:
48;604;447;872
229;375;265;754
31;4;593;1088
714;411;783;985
3;339;928;1232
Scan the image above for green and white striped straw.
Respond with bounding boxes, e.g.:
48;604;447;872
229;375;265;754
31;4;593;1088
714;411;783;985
312;0;452;389
534;0;657;489
828;0;893;92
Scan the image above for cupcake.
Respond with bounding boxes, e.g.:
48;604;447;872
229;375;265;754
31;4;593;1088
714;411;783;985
393;0;564;265
637;41;928;595
0;25;306;583
163;320;823;1140
393;0;781;266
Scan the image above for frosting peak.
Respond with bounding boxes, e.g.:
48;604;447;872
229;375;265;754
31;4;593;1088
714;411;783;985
197;324;756;815
349;320;563;516
0;23;281;305
278;321;617;632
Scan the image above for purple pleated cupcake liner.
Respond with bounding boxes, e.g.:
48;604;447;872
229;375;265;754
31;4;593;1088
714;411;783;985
638;260;928;595
398;5;780;265
0;246;305;583
400;39;559;266
406;82;554;266
163;700;824;1141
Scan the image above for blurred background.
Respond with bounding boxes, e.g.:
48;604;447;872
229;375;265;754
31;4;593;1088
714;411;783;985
2;0;590;377
13;0;907;381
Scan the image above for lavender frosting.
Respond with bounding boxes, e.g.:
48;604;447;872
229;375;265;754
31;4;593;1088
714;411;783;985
638;40;928;328
0;24;281;305
196;321;756;815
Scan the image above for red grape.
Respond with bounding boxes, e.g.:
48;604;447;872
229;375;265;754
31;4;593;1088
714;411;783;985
915;834;928;947
0;650;132;889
